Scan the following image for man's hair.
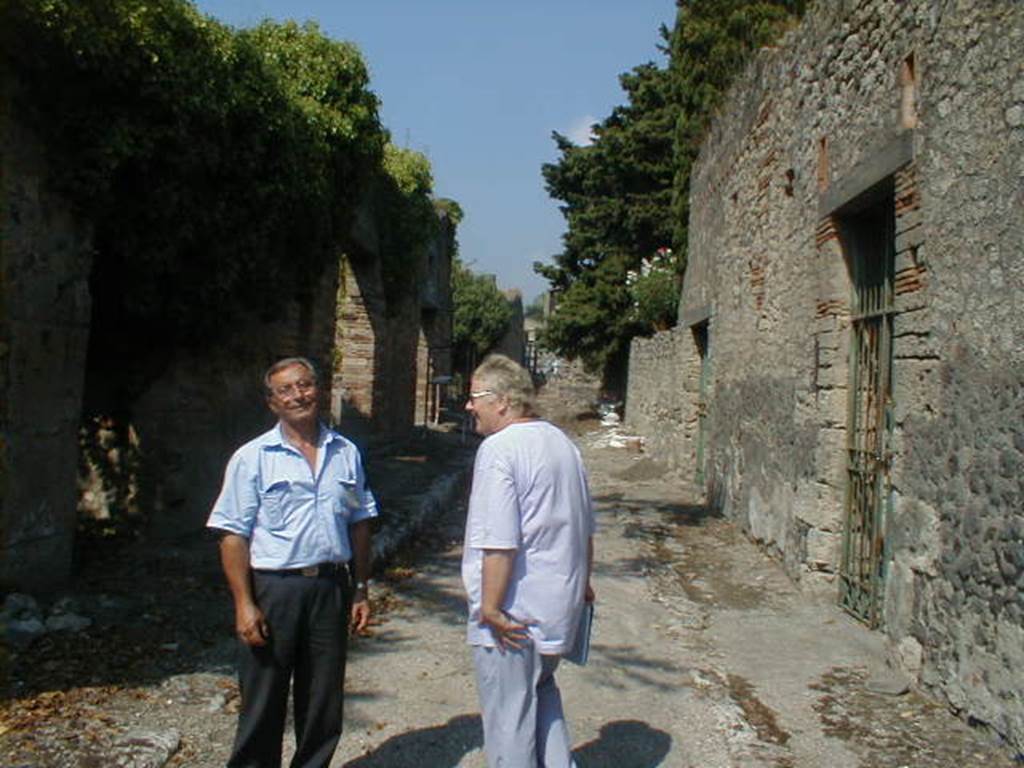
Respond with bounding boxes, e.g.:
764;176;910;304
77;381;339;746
263;356;318;394
473;354;537;416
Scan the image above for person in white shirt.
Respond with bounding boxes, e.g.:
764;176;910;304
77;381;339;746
461;354;595;768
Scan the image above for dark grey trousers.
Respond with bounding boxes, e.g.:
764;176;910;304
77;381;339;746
227;571;351;768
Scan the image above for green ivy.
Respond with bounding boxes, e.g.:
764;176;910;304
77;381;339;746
434;198;465;228
2;0;387;348
374;143;438;310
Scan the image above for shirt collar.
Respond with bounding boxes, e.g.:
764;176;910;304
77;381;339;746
265;423;338;451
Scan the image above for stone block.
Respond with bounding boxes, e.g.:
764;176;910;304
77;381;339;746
891;358;942;425
815;389;848;428
815;363;846;390
883;557;918;636
894;635;924;676
793;479;845;530
805;528;840;571
816;343;844;368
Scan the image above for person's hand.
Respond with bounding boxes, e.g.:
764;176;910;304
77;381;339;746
480;608;530;651
585;583;596;603
350;595;370;635
235;601;269;647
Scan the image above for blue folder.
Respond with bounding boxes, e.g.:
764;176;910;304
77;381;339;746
564;602;594;666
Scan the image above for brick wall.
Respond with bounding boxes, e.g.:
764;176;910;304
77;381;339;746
336;210;456;438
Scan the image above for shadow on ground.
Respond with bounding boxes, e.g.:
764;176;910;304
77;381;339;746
0;429;474;701
342;713;482;767
592;493;718;527
574;719;672;768
341;716;671;768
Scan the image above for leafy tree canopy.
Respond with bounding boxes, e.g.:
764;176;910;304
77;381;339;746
434;198;464;227
535;37;677;382
375;143;438;306
452;257;513;361
2;0;389;349
534;3;806;388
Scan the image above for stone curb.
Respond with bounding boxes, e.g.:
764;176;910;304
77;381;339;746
370;455;474;567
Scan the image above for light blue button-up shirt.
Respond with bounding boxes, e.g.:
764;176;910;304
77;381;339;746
207;424;378;570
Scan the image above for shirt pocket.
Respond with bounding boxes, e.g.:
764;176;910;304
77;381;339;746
334;477;362;520
259;479;290;529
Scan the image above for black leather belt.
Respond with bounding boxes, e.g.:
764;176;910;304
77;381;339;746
255;562;347;578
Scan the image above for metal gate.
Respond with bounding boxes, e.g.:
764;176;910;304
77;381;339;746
694;323;710;487
838;191;895;628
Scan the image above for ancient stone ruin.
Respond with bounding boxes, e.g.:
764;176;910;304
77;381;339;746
627;0;1023;753
0;99;456;589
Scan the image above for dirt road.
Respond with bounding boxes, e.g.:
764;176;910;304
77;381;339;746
2;409;1016;767
332;422;1015;768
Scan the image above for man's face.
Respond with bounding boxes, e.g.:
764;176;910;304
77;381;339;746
465;377;505;436
267;363;319;430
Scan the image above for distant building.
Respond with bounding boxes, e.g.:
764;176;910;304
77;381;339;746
492;289;526;365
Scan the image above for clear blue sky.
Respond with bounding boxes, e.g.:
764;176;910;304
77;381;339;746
192;0;675;303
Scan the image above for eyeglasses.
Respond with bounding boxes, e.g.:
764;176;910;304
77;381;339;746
271;379;316;399
468;389;496;401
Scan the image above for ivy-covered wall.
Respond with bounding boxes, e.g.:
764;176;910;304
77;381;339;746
0;0;456;586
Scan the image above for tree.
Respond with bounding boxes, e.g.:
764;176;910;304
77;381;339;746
534;5;807;390
452;258;513;364
2;1;387;348
375;143;438;307
535;38;677;385
627;247;679;332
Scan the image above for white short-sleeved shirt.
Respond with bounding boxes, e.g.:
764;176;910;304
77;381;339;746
461;420;595;653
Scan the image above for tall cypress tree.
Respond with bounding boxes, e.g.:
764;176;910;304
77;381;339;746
536;5;805;389
537;33;676;387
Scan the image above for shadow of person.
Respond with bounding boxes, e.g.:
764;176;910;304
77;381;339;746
343;713;483;767
573;719;672;768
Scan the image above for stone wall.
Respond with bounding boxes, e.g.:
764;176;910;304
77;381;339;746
414;213;455;425
625;327;698;475
0;75;350;581
126;274;341;538
628;0;1024;751
493;289;526;365
0;102;93;590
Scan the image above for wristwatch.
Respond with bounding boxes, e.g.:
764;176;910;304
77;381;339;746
353;580;368;592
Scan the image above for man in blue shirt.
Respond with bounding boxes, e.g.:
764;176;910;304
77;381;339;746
207;356;377;768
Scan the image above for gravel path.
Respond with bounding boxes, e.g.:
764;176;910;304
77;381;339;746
2;410;1016;766
330;423;1016;767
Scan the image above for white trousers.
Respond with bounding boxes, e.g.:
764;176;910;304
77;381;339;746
472;644;577;768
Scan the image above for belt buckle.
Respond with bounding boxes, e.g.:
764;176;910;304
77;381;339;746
300;565;319;577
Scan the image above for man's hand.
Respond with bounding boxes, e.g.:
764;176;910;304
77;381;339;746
350;594;370;635
585;582;596;603
480;549;529;651
480;607;530;651
235;600;269;647
219;534;268;647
